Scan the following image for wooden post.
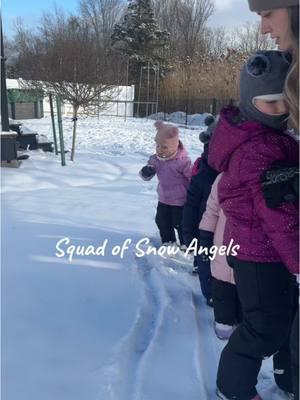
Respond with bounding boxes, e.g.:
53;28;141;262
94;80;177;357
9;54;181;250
49;93;58;155
146;62;150;118
137;65;143;117
1;16;9;132
11;102;16;120
212;98;217;116
155;62;160;115
70;105;78;162
125;59;129;121
185;102;188;126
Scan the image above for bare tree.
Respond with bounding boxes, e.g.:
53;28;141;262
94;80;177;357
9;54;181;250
174;0;214;60
231;21;275;53
152;0;180;60
3;34;20;78
153;0;214;61
201;26;228;58
80;0;125;49
79;0;126;82
15;11;117;160
13;17;34;54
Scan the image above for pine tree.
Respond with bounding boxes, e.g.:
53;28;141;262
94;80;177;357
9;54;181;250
111;0;169;66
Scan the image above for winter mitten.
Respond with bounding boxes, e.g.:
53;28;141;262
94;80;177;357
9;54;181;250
197;229;214;265
199;115;217;144
261;162;299;208
139;165;156;181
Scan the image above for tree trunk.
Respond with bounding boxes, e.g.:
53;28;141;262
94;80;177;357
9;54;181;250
1;18;10;132
49;93;58;155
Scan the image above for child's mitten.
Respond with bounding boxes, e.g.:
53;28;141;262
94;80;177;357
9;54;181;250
139;165;156;181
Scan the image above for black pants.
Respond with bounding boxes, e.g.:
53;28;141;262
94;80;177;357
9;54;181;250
273;285;299;396
155;202;184;245
212;278;242;326
195;257;213;301
217;258;295;400
291;309;299;400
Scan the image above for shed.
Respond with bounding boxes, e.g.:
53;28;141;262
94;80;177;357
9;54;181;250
6;79;44;119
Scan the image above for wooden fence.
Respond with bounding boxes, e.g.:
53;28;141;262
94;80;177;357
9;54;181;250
159;97;238;117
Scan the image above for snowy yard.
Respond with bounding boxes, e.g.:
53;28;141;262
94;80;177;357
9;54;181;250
1;115;288;400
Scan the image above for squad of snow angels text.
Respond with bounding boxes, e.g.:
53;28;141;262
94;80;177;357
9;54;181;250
55;237;240;263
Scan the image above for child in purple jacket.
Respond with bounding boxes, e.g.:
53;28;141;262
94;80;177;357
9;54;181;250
139;121;192;247
208;51;299;400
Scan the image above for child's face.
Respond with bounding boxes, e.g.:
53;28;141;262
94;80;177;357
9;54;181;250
253;98;289;116
156;141;176;159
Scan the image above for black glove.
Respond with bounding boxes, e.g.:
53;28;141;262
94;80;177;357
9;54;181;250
261;162;299;208
199;115;217;144
140;165;156;180
196;229;214;265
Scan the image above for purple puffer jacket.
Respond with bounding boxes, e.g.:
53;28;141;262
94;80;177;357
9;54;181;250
146;142;192;206
208;107;299;274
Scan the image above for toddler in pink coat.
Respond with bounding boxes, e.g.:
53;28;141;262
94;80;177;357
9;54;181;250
139;121;192;246
199;173;241;340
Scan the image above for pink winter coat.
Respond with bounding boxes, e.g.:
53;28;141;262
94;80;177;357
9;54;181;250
199;174;235;284
208;107;299;274
145;142;192;206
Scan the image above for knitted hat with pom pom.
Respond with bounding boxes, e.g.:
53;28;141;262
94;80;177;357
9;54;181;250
154;121;179;158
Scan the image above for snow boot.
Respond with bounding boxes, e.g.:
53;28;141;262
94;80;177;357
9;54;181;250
161;242;179;257
206;297;214;307
283;392;294;400
192;264;199;274
180;244;188;252
161;241;177;250
216;388;262;400
214;322;236;340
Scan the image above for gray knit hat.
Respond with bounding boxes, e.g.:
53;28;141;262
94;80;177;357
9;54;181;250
248;0;299;12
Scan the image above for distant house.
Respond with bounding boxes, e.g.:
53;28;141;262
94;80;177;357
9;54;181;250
7;79;44;120
7;79;135;119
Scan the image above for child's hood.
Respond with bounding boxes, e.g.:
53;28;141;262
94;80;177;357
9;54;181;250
175;141;189;160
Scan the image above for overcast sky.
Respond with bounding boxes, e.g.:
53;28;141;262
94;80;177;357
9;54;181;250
3;0;260;38
209;0;260;29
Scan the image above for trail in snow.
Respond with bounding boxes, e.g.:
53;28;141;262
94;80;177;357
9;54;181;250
192;292;223;400
96;240;221;400
96;240;289;400
156;247;222;400
132;256;170;400
95;253;169;400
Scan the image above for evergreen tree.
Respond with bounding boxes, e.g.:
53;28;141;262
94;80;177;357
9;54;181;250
111;0;169;66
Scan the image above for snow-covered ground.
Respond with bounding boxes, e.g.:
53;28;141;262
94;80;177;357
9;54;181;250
1;115;288;400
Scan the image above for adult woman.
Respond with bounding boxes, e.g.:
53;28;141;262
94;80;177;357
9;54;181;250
241;3;299;400
213;50;298;400
248;2;299;400
213;3;299;400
